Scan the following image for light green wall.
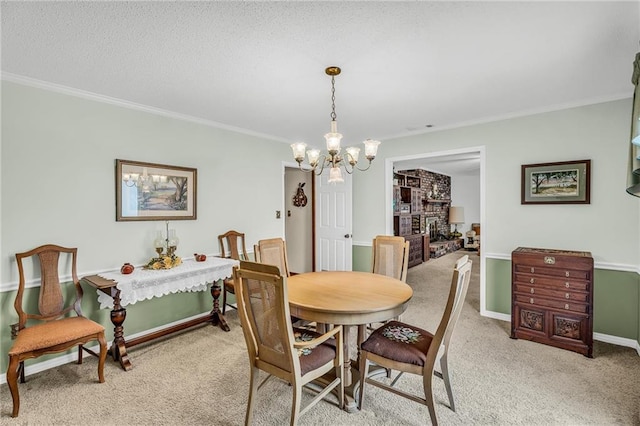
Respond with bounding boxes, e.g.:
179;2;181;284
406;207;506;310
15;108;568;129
1;81;290;283
353;99;639;264
0;81;290;372
352;99;639;348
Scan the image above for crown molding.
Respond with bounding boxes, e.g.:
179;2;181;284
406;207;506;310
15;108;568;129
1;72;290;144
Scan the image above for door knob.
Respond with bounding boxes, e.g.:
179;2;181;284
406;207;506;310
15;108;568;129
344;234;352;238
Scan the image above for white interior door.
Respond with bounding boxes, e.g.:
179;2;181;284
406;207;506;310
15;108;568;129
315;170;352;271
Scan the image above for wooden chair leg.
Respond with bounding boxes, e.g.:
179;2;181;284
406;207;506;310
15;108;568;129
78;344;83;364
423;370;438;426
7;356;21;417
98;334;107;383
439;352;455;412
358;353;370;410
291;382;302;426
245;367;259;426
222;286;228;314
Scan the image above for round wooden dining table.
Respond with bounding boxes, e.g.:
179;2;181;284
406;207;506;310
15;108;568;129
288;270;413;411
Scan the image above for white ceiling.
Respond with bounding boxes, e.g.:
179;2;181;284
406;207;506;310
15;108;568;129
2;1;639;176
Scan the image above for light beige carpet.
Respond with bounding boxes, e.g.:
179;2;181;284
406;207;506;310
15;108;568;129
1;251;639;425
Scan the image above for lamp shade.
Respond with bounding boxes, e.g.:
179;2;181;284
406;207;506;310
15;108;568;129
449;206;465;224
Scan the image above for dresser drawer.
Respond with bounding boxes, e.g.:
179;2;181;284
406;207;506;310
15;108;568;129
515;294;589;313
513;264;590;280
512;251;593;271
513;273;589;292
514;284;588;302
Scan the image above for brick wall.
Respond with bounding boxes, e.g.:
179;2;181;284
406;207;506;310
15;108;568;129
398;169;451;239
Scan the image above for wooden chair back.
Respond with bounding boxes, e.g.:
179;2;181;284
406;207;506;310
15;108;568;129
218;230;248;261
235;261;297;377
428;254;472;361
14;244;83;328
233;260;344;424
254;237;291;277
371;235;410;282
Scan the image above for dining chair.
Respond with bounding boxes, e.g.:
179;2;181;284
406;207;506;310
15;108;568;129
371;235;410;282
7;244;107;417
233;260;344;425
217;230;249;314
253;237;291;276
369;235;410;331
358;255;473;426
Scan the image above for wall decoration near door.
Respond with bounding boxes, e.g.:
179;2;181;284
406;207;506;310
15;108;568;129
292;182;308;207
116;159;197;221
521;159;590;205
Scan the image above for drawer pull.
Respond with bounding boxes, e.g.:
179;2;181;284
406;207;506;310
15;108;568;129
530;298;534;304
565;293;570;299
565;282;570;288
544;256;555;265
530;267;535;273
530;278;535;284
530;288;535;294
564;303;569;310
565;271;570;277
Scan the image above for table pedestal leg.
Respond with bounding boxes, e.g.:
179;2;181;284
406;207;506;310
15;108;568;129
109;292;132;371
210;282;230;332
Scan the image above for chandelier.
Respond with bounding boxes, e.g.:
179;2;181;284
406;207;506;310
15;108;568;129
291;66;381;183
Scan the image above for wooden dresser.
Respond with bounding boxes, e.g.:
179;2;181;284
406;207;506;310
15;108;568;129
511;247;594;357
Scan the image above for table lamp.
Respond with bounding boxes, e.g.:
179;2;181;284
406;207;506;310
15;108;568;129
449;206;465;238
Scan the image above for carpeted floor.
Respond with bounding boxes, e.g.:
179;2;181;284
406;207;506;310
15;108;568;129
1;251;639;425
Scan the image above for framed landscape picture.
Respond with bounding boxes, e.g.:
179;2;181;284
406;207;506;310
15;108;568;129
521;159;590;205
116;159;197;221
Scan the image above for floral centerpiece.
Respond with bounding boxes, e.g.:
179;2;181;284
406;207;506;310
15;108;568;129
145;222;182;269
145;254;182;270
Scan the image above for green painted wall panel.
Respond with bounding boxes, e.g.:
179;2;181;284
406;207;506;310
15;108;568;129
593;269;639;339
486;258;512;314
352;245;371;272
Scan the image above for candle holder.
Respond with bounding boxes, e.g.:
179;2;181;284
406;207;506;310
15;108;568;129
146;221;182;269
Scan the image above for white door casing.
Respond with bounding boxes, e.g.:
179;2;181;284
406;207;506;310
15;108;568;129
315;170;352;271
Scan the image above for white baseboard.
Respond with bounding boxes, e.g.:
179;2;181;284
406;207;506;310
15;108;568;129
0;311;211;385
481;309;511;322
483;310;640;356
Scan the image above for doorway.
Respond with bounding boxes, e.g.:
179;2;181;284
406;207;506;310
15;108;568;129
284;166;314;273
386;146;487;315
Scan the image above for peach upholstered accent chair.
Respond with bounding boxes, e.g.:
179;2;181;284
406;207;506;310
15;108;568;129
358;255;473;426
217;230;249;314
7;244;107;417
234;261;344;425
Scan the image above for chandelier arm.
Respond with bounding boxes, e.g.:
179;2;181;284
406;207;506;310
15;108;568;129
351;160;373;172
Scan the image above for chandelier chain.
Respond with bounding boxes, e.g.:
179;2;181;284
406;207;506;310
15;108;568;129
330;75;337;121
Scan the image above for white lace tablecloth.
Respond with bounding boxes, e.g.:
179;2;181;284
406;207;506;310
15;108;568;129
96;257;238;309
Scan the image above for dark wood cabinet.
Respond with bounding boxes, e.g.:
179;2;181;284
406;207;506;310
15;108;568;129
422;235;430;262
405;234;423;268
511;247;593;357
393;214;411;236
